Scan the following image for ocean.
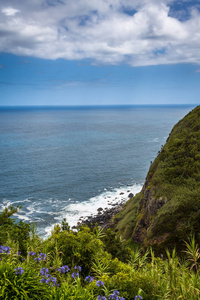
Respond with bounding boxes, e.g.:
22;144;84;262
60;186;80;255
0;105;195;238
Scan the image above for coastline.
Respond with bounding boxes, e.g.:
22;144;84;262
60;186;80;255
74;192;134;230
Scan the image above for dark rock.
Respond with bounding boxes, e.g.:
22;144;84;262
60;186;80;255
81;200;125;229
128;193;134;198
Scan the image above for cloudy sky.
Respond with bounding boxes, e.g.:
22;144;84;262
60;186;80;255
0;0;200;106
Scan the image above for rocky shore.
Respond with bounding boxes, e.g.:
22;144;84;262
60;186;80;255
74;192;134;230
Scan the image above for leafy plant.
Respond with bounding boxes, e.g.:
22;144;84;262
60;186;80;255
184;235;200;272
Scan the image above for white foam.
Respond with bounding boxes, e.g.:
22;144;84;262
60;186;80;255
43;183;142;237
1;184;143;239
16;214;30;221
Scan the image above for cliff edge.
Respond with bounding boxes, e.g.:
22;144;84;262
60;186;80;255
114;105;200;252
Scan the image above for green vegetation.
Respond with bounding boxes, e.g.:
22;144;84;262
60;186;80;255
114;106;200;253
114;193;141;240
1;106;200;298
1;207;200;299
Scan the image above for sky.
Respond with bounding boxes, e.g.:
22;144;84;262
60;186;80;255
0;0;200;106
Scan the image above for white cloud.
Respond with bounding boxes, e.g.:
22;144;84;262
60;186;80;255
2;7;20;16
0;0;200;66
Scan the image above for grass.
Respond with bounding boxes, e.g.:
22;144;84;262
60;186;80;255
114;193;141;240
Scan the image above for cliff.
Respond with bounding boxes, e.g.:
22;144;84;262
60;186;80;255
114;105;200;252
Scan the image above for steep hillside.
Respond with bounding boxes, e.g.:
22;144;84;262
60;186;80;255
114;105;200;253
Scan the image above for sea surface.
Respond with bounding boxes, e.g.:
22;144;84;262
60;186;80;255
0;105;195;238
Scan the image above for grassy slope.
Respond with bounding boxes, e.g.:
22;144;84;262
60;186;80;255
114;193;141;240
114;105;200;252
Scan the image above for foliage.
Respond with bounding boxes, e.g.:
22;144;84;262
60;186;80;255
101;229;131;263
113;106;200;253
0;262;49;299
184;235;200;272
0;206;31;256
113;193;141;240
46;224;107;277
49;281;94;300
1;210;200;299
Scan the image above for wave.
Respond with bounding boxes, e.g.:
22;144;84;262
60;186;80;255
0;183;143;239
44;183;143;237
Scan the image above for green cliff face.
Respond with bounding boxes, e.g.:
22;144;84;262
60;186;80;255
115;105;200;253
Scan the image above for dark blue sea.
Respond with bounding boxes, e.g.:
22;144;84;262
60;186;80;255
0;105;195;237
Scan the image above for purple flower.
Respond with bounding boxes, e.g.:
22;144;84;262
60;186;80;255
41;275;57;286
108;290;125;300
35;257;41;262
96;280;104;287
135;296;142;300
74;265;82;272
85;275;94;283
0;245;11;254
15;266;24;275
97;296;107;300
113;291;119;296
63;265;70;272
72;272;79;279
40;267;49;277
39;268;57;287
109;295;118;300
46;278;51;284
57;267;63;273
57;265;70;273
51;277;57;285
39;253;47;260
28;251;37;257
109;290;120;299
3;246;11;254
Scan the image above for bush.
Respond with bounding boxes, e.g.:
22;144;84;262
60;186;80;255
46;225;105;277
102;229;131;263
104;271;158;300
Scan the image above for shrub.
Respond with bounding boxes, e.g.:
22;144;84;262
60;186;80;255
104;271;157;300
46;225;105;277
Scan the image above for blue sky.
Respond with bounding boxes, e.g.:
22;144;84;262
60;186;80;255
0;0;200;106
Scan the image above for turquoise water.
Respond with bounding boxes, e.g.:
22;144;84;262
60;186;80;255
0;105;195;237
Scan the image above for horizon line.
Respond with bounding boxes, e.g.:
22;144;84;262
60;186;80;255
0;103;197;109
